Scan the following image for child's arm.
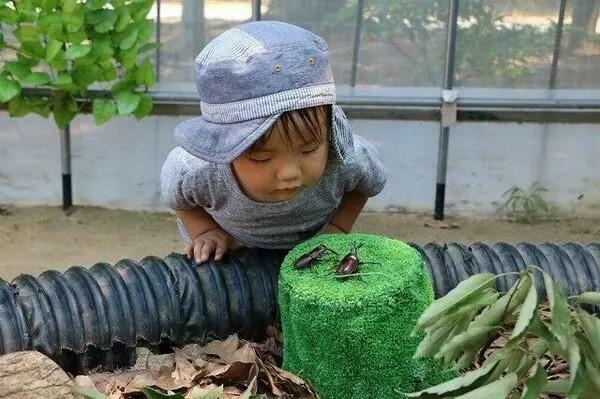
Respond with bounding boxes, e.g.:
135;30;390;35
176;207;238;263
325;190;368;233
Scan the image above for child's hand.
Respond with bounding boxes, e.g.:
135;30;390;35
186;228;236;264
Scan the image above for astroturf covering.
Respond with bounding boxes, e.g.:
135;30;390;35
278;233;445;399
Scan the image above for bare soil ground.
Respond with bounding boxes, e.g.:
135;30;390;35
0;205;599;280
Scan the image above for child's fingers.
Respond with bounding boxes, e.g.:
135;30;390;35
199;240;216;263
185;243;193;259
193;240;206;264
214;240;228;261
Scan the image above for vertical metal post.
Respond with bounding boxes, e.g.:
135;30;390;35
350;0;364;87
59;124;72;211
252;0;262;21
538;0;568;183
183;0;205;56
155;0;161;82
549;0;567;89
434;0;459;220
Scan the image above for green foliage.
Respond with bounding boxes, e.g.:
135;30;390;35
499;182;550;223
327;0;554;86
0;0;158;128
407;269;600;398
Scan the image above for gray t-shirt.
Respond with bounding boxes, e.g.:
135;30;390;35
160;134;386;249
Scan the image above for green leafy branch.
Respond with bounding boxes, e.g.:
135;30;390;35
405;269;600;398
0;0;160;128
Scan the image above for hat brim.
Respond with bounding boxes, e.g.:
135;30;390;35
174;113;282;164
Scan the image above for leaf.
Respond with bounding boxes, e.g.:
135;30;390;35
88;9;118;33
567;337;582;394
405;358;500;398
9;96;51;118
454;373;517;399
21;41;46;58
53;92;77;128
141;387;185;399
4;61;31;79
136;59;156;86
120;27;139;50
14;25;39;42
133;93;153;119
510;281;537;340
137;19;154;42
115;91;141;115
542;380;569;395
72;64;103;87
0;75;21;102
475;273;532;328
90;40;114;60
118;47;138;68
0;5;18;24
481;341;520;380
138;42;161;54
22;72;52;86
64;6;85;32
131;0;154;21
543;271;571;349
414;273;497;332
92;99;116;125
45;39;63;61
439;309;477;367
65;44;92;60
114;8;131;32
67;30;87;45
577;308;600;359
575;292;600;306
70;385;110;399
240;375;257;399
437;326;499;362
188;385;224;399
582;359;600;393
85;0;107;11
37;14;64;40
520;363;547;399
62;0;79;14
414;314;464;358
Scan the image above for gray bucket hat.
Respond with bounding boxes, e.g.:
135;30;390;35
175;20;353;164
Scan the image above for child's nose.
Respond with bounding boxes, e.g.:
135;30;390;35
276;161;302;182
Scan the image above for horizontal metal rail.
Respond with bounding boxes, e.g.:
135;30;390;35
1;88;599;123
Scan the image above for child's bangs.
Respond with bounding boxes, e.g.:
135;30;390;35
256;105;331;149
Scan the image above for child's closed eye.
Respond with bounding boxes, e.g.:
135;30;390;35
301;145;320;155
249;156;272;163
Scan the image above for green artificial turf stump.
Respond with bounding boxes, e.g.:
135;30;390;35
278;233;444;399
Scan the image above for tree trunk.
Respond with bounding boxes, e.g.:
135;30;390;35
568;0;599;52
0;351;76;399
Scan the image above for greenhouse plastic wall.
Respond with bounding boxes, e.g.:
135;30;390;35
1;0;599;214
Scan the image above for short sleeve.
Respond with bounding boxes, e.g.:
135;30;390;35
344;134;387;197
160;147;214;210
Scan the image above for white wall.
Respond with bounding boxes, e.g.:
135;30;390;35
1;112;599;216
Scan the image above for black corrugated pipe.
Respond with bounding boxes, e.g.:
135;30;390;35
409;242;600;300
0;242;598;374
0;249;286;374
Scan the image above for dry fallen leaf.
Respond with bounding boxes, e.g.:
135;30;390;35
74;332;318;399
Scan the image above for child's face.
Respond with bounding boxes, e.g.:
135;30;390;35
232;129;328;203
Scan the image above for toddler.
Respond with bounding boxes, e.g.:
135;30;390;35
161;21;386;264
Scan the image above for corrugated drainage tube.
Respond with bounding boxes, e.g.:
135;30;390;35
0;242;598;374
